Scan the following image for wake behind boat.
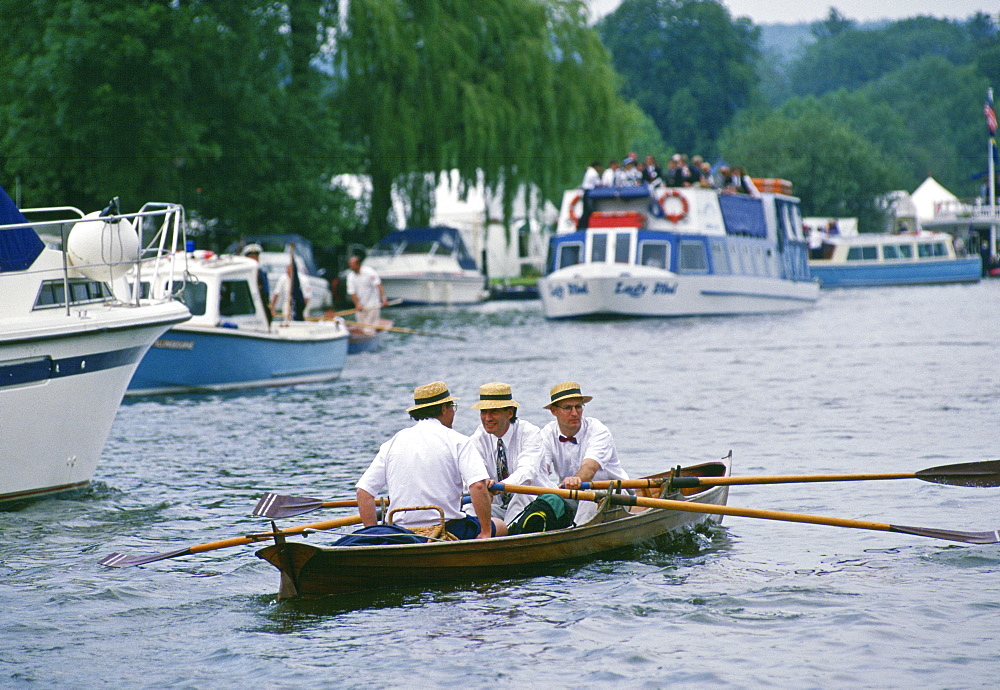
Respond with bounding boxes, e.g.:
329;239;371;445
0;188;190;503
127;252;349;395
255;457;731;598
539;181;818;318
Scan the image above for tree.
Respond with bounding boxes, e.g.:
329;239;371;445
597;0;761;155
335;0;639;245
0;0;350;254
718;104;897;232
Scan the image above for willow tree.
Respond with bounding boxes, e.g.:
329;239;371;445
336;0;638;244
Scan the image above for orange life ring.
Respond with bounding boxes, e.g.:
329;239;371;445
567;193;583;224
657;189;688;223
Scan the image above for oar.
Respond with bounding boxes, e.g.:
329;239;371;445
343;320;466;341
253;491;472;519
330;298;403;318
98;514;363;567
489;483;1000;545
581;459;1000;490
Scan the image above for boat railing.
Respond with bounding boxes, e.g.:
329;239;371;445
12;202;188;312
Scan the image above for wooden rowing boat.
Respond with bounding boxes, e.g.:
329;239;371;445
255;455;732;598
346;318;392;354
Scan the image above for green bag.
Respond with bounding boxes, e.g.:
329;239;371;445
507;493;574;535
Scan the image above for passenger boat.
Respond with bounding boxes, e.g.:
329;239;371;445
363;226;488;305
0;187;190;503
255;456;731;598
808;231;982;288
538;182;818;318
127;251;349;395
346;318;392;354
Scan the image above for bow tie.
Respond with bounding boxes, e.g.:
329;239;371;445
559;435;577;444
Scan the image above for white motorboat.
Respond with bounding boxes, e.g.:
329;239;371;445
127;251;350;395
363;226;488;305
0;188;190;503
539;181;819;318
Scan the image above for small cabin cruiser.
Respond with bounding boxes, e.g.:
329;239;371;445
127;252;349;395
808;232;982;287
363;226;487;305
0;188;190;503
539;181;818;318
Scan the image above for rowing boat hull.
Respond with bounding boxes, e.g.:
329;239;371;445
256;459;731;598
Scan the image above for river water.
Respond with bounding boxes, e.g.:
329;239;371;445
2;281;998;688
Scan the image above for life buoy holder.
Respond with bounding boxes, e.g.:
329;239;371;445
567;193;584;224
657;189;688;223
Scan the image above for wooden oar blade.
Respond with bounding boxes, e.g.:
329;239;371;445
890;524;1000;544
915;460;1000;487
98;548;191;568
253;492;324;518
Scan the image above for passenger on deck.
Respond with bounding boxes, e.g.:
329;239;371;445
346;252;388;330
643;155;664;186
601;159;620;187
729;166;760;197
621;157;643;185
688;156;707;187
241;244;272;326
468;382;554;526
270;250;311;321
540;381;629;524
581;161;603;190
356;381;505;540
808;225;826;259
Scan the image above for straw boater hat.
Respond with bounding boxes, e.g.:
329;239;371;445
544;381;593;409
471;382;521;410
406;381;459;413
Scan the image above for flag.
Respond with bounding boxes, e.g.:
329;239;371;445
986;96;998;137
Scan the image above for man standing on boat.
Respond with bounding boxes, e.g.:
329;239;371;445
469;382;555;525
346;252;388;330
242;244;272;327
540;382;629;524
356;381;505;540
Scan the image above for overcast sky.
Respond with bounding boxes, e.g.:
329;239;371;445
586;0;994;25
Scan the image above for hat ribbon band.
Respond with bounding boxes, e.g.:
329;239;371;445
415;390;451;405
551;387;582;402
480;394;513;401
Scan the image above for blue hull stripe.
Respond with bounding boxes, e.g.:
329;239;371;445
0;345;147;388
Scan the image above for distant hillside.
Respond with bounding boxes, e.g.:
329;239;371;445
758;23;814;64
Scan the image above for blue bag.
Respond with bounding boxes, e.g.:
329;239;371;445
332;524;428;546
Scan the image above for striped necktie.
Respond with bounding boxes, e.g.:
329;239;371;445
496;438;511;508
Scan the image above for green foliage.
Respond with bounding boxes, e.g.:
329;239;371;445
718;104;896;231
597;0;760;154
0;0;351;256
337;0;639;244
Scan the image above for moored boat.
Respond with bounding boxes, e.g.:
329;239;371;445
256;456;731;598
363;226;488;305
127;251;349;395
808;231;982;287
538;182;818;318
0;188;190;503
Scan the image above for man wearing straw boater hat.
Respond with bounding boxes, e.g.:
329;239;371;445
356;381;504;540
540;381;629;524
469;382;554;526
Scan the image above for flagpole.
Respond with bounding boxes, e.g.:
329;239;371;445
990;87;996;210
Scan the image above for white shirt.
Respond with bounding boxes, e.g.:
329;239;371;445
357;418;489;527
581;166;602;190
540;416;629;484
272;272;313;305
601;168;618;187
469;419;556;521
346;265;382;309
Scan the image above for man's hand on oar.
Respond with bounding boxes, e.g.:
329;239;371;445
580;459;1000;490
489;483;1000;545
98;514;364;567
253;491;472;519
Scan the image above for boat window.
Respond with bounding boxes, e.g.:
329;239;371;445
176;281;208;316
710;240;729;274
614;233;631;264
678;240;708;273
847;246;877;261
896;244;913;259
639;241;669;269
557;243;582;269
883;245;900;260
33;279;112;310
591;234;607;262
729;245;742;274
933;242;948;257
917;243;932;258
219;280;256;316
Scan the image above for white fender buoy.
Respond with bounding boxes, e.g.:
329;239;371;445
66;211;140;281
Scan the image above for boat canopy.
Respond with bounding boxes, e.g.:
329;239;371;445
719;194;767;238
0;185;44;273
373;226;479;271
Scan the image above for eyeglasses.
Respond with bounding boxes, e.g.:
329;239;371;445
554;404;584;412
442;402;456;409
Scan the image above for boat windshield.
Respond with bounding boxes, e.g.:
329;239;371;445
175;281;208;316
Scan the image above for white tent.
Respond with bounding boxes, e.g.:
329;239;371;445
910;176;959;223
